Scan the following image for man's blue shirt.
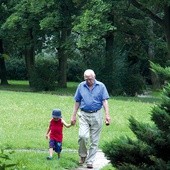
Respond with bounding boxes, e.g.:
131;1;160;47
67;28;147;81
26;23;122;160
74;80;109;111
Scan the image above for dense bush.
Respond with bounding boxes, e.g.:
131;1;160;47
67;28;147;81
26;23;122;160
102;83;170;169
67;59;85;82
30;57;58;91
6;58;27;80
121;72;145;96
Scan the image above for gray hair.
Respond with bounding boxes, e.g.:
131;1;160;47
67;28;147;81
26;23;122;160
84;69;95;77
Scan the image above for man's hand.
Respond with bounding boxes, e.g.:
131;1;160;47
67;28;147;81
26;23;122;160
71;114;76;125
105;115;111;126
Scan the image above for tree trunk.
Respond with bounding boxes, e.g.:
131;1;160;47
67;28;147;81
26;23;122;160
24;28;35;87
57;29;68;88
103;32;114;93
0;39;8;85
24;45;35;80
147;18;160;89
130;1;170;61
164;6;170;61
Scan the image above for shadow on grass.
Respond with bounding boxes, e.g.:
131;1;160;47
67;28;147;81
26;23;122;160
0;84;32;93
112;96;162;104
0;81;78;96
0;81;162;103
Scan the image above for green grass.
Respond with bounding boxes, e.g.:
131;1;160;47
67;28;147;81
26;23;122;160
0;81;162;170
0;80;79;95
2;150;79;170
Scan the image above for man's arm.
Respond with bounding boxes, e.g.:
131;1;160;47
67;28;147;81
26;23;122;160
71;102;80;125
102;99;111;125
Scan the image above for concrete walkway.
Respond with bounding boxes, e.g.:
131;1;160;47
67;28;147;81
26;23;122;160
76;150;110;170
5;148;110;170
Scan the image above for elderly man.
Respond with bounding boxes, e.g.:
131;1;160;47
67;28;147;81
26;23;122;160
71;69;111;169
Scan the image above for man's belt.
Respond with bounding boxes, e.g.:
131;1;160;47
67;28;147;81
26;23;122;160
81;109;99;113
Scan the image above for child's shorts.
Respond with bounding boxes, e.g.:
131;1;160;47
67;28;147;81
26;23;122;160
49;140;62;153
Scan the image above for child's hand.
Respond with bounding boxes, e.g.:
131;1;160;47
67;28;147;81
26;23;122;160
45;134;49;139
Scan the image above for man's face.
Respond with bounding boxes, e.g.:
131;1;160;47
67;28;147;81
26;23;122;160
84;74;95;87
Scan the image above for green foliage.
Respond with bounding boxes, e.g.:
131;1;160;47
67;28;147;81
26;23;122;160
0;53;10;60
121;61;145;96
30;57;58;91
40;11;60;30
102;73;170;168
110;49;145;96
150;61;170;81
138;0;170;8
6;58;27;80
0;148;18;170
102;137;153;168
67;59;85;82
73;0;116;48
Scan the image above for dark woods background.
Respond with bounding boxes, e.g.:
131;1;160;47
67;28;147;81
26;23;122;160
0;0;169;96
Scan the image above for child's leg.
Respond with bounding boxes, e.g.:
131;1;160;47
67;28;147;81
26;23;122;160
47;140;55;160
57;152;60;159
49;148;53;157
55;142;62;159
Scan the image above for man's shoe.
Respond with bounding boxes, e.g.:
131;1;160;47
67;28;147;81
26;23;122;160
79;157;86;165
87;164;93;169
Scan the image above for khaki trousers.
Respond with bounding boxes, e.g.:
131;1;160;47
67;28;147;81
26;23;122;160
78;110;103;165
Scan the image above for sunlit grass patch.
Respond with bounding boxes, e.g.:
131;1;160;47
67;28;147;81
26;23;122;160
0;80;162;169
4;150;79;170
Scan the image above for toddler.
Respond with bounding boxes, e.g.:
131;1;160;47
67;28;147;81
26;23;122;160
46;109;72;160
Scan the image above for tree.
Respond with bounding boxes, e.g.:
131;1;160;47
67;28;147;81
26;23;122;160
2;0;44;86
73;0;116;93
0;1;11;85
73;0;158;95
1;0;90;88
38;0;79;88
102;64;170;169
0;40;8;85
129;0;170;62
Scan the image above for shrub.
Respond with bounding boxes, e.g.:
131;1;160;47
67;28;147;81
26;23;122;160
30;57;58;91
121;63;145;96
67;59;84;82
6;58;27;80
102;84;170;169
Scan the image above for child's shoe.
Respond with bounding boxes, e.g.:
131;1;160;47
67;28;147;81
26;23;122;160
46;156;53;160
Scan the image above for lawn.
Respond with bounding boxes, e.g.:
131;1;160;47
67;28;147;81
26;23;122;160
0;81;161;170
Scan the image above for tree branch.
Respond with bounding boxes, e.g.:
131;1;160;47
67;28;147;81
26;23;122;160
129;0;164;26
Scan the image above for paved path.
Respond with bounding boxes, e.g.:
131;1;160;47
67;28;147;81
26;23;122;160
76;150;110;170
5;148;110;170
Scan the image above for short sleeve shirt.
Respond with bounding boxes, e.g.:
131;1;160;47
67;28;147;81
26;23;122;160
74;80;109;111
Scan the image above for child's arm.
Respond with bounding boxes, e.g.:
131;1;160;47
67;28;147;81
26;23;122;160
46;127;51;139
61;118;72;128
46;120;51;139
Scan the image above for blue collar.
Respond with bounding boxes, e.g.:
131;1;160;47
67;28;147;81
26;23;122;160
83;79;99;88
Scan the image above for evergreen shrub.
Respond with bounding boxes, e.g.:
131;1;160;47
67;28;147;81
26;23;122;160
102;84;170;169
